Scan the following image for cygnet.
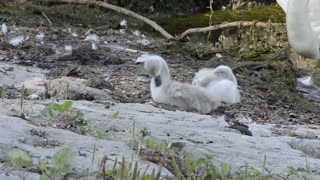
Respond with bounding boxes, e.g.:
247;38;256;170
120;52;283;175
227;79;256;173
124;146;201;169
136;54;220;114
192;65;240;104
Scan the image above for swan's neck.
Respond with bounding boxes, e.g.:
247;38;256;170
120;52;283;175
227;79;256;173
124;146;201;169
150;59;171;102
287;0;320;59
153;59;171;87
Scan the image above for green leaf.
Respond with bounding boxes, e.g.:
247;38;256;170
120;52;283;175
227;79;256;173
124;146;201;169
61;101;73;112
222;163;230;174
96;130;103;139
52;101;73;113
49;172;64;180
40;162;48;171
190;158;207;172
160;143;167;151
140;175;149;180
52;103;63;113
40;174;49;180
47;107;55;118
148;140;157;149
52;147;77;173
7;149;33;168
112;111;120;118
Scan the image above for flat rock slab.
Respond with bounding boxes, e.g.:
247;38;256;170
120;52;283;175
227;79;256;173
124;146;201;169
0;105;174;179
0;63;47;87
1;99;320;179
72;101;320;178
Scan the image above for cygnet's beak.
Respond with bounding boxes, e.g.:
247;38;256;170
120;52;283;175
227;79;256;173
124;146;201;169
154;75;162;87
135;54;149;64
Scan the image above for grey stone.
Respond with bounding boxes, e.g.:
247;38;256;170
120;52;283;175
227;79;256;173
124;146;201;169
48;77;113;101
0;63;47;87
0;104;174;179
1;99;320;179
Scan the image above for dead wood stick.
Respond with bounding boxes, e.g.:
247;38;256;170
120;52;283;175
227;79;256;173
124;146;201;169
36;0;174;39
177;21;282;40
42;12;53;25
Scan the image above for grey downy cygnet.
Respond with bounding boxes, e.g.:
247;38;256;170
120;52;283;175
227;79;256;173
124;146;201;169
192;65;240;104
136;54;220;114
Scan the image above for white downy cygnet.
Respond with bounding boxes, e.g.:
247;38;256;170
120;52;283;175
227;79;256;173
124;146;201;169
192;65;240;104
137;54;219;114
277;0;320;59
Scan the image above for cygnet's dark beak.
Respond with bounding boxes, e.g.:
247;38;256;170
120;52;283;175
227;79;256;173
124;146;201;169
154;75;162;87
135;61;143;64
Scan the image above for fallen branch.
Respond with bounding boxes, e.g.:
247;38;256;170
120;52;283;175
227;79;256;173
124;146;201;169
176;21;282;40
36;0;174;39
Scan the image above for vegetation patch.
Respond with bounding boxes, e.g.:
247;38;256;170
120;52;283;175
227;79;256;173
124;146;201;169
45;100;92;135
159;5;285;35
7;149;33;168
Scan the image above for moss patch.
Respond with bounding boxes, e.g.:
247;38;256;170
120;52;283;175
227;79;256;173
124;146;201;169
159;5;285;35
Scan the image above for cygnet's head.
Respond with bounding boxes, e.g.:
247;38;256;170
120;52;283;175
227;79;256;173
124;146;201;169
213;65;232;76
144;57;162;78
213;65;237;83
192;68;214;86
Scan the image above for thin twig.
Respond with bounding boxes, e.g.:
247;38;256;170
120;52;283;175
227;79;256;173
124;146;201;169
177;21;282;40
42;12;53;26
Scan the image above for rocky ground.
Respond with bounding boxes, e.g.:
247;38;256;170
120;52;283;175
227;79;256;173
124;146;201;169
1;2;320;180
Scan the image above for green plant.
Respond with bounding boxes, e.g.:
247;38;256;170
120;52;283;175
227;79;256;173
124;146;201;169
148;140;157;149
72;113;92;135
45;100;92;135
86;143;97;179
130;120;136;162
100;156;161;180
52;101;73;113
276;166;307;180
112;111;120;118
39;147;77;180
180;154;231;180
1;84;7;99
96;130;104;139
235;163;274;180
46;100;73;118
7;149;33;168
20;84;25;111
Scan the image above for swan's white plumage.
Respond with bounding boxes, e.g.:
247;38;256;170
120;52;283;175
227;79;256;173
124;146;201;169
192;66;240;104
277;0;320;59
207;79;240;104
1;23;8;34
298;76;313;86
308;0;320;41
139;54;219;114
276;0;287;12
277;0;320;39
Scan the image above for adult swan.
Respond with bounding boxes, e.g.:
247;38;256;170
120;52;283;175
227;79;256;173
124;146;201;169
277;0;320;59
